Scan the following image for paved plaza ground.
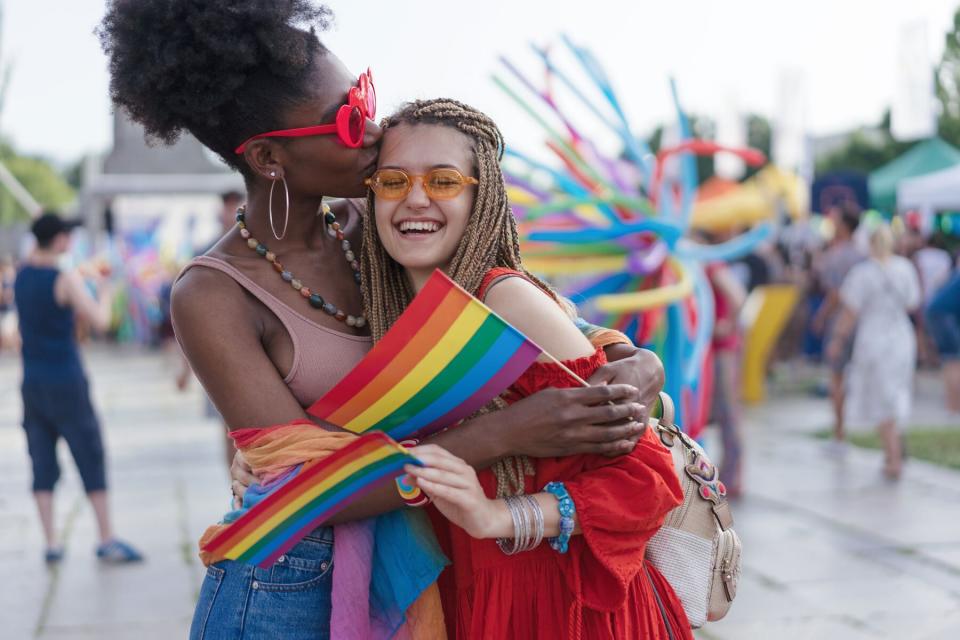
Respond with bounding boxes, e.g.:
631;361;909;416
1;345;959;639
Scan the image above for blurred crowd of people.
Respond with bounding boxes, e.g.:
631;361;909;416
718;203;960;480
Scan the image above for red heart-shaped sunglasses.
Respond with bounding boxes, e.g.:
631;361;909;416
234;69;376;154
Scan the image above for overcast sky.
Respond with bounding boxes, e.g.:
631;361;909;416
3;0;959;166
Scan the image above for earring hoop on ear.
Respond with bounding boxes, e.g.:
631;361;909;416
269;175;290;241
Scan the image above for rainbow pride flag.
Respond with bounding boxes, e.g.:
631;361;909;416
308;269;543;439
202;432;419;568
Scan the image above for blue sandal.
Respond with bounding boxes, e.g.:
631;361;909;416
95;539;144;564
44;547;65;564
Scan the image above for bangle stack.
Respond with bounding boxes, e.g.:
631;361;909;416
496;494;544;555
543;482;576;554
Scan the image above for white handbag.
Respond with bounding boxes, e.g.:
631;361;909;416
645;392;741;628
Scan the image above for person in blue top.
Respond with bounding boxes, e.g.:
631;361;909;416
14;212;143;564
926;270;960;413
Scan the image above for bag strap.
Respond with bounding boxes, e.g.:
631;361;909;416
644;563;676;640
651;391;736;531
650;392;690;447
652;391;675;426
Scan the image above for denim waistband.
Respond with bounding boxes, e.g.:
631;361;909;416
302;525;334;544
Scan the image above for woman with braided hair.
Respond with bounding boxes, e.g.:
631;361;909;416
98;2;666;638
365;99;693;640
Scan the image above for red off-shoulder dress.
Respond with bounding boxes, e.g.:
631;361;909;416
427;268;693;640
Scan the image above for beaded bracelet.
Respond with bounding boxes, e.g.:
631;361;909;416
543;482;576;554
396;439;431;507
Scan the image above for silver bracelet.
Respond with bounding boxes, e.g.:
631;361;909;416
523;494;545;551
497;494;545;555
496;496;525;555
515;495;529;553
519;494;534;552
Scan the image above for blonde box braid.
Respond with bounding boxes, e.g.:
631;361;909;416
359;98;552;497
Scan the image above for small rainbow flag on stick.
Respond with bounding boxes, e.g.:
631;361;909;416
307;269;543;439
203;270;545;567
202;432;418;568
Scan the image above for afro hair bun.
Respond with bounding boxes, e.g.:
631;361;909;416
98;0;333;166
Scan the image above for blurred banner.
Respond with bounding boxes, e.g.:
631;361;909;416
892;20;936;141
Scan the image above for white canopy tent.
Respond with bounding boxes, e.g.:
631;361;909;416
897;162;960;219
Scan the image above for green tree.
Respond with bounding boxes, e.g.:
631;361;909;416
815;128;908;175
63;157;85;191
0;142;75;224
744;114;771;179
936;7;960;148
0;1;74;224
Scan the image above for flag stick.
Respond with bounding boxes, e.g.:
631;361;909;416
539;350;591;388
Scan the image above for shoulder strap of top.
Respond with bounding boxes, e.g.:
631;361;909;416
177;255;368;342
178;255;291;313
476;267;560;303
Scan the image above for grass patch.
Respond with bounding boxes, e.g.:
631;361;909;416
813;427;960;471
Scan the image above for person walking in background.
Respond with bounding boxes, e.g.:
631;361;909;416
706;253;748;498
926;271;960;413
811;204;865;445
827;224;921;479
913;232;952;307
912;231;953;367
14;212;143;564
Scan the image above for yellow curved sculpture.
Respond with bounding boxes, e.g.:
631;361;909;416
740;284;799;403
594;258;693;313
691;166;808;231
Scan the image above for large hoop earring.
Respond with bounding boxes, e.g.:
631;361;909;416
269;174;290;241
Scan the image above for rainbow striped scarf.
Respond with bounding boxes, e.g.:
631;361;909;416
198;421;447;640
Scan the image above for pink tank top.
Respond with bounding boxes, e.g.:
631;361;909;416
178;256;371;407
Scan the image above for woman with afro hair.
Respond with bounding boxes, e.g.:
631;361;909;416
98;2;666;638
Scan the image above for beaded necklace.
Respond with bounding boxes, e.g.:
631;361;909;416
235;203;367;328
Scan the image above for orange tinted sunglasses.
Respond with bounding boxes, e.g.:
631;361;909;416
365;168;479;200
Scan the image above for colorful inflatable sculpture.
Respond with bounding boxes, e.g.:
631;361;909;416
495;36;781;434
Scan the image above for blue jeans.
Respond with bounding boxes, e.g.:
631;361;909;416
21;376;106;492
190;527;334;639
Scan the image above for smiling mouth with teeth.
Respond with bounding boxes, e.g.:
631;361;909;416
397;220;444;234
